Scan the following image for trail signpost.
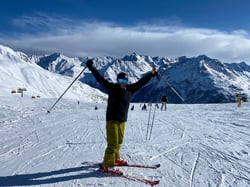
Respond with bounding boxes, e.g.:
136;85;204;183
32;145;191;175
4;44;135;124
17;88;27;97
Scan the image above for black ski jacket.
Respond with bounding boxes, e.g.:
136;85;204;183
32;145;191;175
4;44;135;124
89;67;155;122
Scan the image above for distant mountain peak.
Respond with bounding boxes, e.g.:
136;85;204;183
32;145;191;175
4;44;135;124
196;54;211;60
122;52;142;61
0;45;33;64
1;44;249;103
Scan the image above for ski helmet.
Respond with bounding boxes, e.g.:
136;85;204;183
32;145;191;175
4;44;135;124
117;72;128;80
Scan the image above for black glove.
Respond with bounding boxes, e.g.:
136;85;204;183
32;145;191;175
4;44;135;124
86;59;94;69
152;67;161;80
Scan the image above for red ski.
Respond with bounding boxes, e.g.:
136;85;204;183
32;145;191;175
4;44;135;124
81;161;160;186
120;173;160;186
97;167;160;186
117;163;160;169
81;161;160;169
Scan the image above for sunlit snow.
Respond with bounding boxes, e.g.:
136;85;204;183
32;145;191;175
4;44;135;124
0;96;249;187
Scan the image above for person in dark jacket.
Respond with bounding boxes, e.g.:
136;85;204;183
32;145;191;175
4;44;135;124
86;59;157;174
161;95;168;111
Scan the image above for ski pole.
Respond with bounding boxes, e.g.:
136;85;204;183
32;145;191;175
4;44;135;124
47;66;88;113
145;70;161;140
148;104;157;140
145;103;152;140
161;76;185;102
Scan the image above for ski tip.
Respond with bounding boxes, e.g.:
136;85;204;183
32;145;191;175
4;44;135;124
156;164;161;168
145;179;160;186
149;180;160;185
155;180;160;185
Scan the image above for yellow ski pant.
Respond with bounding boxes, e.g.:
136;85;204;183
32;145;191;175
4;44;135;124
103;120;125;167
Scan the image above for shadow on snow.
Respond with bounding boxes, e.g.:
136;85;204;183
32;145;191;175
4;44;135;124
0;164;104;186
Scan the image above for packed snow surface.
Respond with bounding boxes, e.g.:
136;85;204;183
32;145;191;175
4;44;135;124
0;96;249;187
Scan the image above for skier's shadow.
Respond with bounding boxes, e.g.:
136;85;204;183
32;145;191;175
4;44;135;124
0;164;104;186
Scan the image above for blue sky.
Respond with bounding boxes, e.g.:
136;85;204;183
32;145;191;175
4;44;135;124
1;0;250;63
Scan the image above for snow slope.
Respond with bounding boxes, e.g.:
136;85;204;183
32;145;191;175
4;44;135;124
0;96;249;187
0;44;107;102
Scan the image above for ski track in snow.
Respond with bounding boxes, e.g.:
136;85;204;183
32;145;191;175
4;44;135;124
0;96;250;187
189;152;200;187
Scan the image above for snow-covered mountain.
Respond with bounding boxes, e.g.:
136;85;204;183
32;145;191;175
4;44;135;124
0;45;107;103
154;55;250;103
1;44;250;103
33;51;250;103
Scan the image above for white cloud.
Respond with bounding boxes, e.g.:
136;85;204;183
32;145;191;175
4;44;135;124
1;14;250;63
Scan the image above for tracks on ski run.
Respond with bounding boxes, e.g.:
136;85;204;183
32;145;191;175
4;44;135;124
1;99;250;187
189;152;200;187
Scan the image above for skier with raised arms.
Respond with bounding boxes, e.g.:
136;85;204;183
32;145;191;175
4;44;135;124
86;59;158;175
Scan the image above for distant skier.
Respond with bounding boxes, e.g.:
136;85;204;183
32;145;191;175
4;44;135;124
86;59;158;174
160;95;168;111
131;105;134;111
142;103;147;110
236;94;242;107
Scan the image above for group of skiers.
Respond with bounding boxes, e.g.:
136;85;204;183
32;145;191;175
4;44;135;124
141;95;168;111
